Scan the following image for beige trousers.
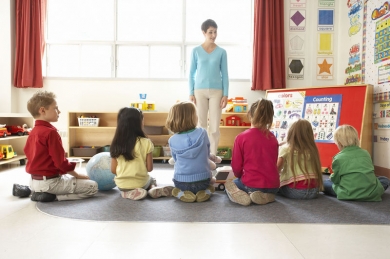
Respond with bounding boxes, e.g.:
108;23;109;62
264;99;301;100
194;89;223;154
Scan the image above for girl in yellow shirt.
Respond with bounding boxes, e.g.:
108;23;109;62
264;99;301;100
110;107;173;200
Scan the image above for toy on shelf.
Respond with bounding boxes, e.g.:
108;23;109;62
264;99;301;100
78;116;99;127
0;127;11;138
217;147;232;159
1;145;15;159
5;125;28;136
22;124;32;134
225;115;242;126
130;93;156;111
225;97;248;113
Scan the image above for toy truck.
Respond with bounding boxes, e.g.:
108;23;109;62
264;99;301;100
0;128;11;138
1;145;15;159
5;125;27;136
213;166;236;191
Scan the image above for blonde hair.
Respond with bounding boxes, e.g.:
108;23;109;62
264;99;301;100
333;124;360;150
166;101;198;133
286;119;323;189
247;99;274;132
27;91;56;118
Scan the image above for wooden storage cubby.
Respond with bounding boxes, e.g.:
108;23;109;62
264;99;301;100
68;111;250;160
68;112;171;159
0;113;34;165
219;113;250;158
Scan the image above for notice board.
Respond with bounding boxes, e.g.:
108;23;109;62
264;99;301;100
266;85;373;170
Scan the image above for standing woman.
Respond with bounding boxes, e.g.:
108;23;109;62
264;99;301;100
189;19;229;155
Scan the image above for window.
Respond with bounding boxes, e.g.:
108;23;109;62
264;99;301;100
46;0;253;79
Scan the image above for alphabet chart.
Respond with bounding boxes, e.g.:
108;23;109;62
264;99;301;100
302;94;342;143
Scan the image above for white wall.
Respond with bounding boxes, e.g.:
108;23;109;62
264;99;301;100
1;1;362;153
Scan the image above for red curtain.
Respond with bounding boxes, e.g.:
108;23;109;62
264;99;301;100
252;0;286;90
13;0;46;88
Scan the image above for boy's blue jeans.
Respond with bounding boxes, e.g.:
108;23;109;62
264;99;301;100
323;176;390;197
173;178;211;194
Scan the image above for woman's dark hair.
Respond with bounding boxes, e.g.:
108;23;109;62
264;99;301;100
201;19;218;32
110;107;146;161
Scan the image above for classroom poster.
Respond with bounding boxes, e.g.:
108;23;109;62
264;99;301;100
267;91;305;143
291;0;306;8
318;9;334;31
290;10;306;31
318;33;333;55
302;94;342;143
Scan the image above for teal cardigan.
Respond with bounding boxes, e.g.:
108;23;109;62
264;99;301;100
330;146;384;201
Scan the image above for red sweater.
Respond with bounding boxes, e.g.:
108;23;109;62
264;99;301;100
24;120;75;177
231;128;279;189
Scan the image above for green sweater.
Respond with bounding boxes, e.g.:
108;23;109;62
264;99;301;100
330;146;384;201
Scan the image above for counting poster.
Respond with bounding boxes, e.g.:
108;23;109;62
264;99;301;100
302;94;342;143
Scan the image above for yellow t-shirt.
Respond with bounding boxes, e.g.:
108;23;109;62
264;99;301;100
279;145;317;187
114;138;154;189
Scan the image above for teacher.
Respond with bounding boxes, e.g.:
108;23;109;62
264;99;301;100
189;19;229;155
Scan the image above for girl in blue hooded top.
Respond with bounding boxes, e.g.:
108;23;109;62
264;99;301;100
166;101;215;203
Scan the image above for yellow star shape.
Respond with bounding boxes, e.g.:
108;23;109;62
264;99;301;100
318;59;332;74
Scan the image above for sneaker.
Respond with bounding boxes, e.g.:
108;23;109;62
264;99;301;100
13;184;31;198
250;191;276;205
224;180;251;206
148;186;174;198
172;188;196;203
196;190;210;202
121;188;147;200
30;192;56;202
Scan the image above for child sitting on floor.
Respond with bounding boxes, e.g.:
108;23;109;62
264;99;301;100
110;107;173;200
226;99;280;206
13;90;98;202
277;119;323;199
323;124;389;201
165;101;215;203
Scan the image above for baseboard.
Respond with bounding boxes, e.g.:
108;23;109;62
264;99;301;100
374;166;390;178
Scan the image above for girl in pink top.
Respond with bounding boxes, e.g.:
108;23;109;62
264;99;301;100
226;99;279;206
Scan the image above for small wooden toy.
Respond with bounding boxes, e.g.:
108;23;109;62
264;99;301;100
225;97;248;113
226;115;241;126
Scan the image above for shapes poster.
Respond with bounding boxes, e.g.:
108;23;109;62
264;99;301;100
318;33;333;55
302;94;342;143
317;57;334;79
290;0;306;8
268;91;306;143
318;9;334;31
290;10;306;31
289;34;305;55
288;58;304;79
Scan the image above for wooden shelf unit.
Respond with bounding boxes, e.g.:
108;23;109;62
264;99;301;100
0;113;34;165
68;111;250;160
68;112;172;159
219;112;250;151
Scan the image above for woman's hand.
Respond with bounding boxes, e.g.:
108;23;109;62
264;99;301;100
220;96;228;108
189;95;196;105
